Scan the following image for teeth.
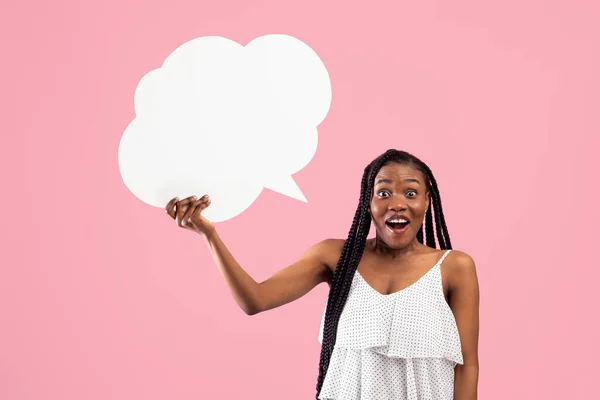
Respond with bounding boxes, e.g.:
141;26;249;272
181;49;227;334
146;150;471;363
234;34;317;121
388;219;408;223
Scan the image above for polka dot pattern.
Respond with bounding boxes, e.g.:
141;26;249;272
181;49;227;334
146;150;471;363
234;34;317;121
317;250;463;399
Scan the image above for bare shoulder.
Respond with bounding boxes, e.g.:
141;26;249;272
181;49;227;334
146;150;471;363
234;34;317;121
308;238;345;272
447;249;476;266
446;249;479;289
446;249;477;272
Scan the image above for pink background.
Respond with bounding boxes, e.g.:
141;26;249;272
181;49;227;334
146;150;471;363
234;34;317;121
2;0;599;398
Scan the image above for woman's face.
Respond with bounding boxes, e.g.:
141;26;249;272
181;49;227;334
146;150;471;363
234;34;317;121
369;162;430;249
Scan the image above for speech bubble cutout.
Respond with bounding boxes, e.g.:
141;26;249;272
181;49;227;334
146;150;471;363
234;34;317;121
118;34;332;222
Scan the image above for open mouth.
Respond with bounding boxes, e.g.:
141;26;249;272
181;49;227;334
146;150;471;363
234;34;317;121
385;220;410;234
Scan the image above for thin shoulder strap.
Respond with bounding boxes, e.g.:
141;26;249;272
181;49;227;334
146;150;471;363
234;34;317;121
436;249;452;266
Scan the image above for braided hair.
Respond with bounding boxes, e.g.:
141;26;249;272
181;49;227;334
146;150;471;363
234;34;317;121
315;149;452;398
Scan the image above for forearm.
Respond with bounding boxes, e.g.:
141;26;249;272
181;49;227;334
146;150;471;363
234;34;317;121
202;230;261;315
454;363;478;400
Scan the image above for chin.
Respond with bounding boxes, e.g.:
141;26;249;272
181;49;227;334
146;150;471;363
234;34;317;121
383;236;410;249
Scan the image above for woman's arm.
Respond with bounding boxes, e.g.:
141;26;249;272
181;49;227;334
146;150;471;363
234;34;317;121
166;195;338;316
448;251;480;400
204;232;336;315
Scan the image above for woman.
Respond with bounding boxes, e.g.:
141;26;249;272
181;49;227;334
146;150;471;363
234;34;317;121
165;149;479;399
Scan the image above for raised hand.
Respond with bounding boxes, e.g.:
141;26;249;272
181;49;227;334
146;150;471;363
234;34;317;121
165;195;215;236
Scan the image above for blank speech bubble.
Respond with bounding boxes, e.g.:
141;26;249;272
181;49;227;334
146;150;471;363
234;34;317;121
118;34;332;222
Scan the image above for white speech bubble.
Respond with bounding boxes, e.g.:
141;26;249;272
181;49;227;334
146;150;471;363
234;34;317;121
118;34;332;222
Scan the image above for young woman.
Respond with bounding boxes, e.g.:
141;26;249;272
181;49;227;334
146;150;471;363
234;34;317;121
165;149;479;399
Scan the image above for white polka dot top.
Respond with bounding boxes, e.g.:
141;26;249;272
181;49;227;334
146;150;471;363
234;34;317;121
317;250;463;399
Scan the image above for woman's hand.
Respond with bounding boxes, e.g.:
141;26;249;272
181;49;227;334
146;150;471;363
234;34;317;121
165;195;215;236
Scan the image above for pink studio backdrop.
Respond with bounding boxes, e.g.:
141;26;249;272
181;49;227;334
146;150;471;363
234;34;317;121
2;0;599;399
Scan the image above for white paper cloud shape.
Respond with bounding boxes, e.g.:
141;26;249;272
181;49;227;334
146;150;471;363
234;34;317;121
118;34;332;222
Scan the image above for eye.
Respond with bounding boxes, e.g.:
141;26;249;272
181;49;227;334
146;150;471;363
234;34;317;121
406;190;417;198
377;190;390;197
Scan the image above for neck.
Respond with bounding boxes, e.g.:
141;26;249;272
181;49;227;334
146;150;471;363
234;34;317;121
369;234;426;260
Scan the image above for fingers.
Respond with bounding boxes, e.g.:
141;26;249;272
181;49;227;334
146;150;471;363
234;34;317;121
196;195;211;213
165;195;211;229
175;196;197;227
186;195;210;221
182;197;198;224
165;197;178;219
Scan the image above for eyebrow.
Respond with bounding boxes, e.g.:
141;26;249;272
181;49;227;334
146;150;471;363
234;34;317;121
375;178;420;185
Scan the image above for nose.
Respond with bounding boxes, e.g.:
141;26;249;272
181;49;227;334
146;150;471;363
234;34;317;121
388;195;407;211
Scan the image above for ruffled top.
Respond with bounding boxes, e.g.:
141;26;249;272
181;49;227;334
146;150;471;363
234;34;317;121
317;250;463;400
